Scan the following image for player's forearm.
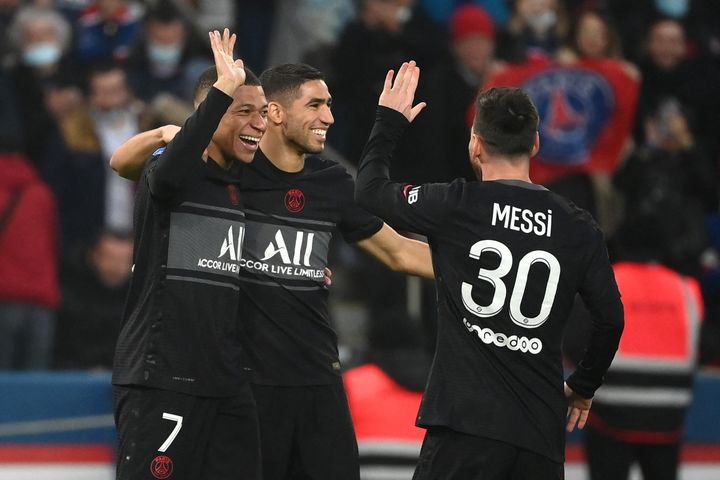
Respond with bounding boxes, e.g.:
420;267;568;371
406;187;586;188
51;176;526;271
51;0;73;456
111;128;166;181
566;298;624;398
357;224;434;278
355;106;409;221
396;238;434;279
148;87;232;199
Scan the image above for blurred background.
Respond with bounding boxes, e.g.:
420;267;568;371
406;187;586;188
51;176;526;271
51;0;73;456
0;0;719;479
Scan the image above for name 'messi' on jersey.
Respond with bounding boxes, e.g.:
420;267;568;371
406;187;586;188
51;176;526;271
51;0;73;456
491;203;552;237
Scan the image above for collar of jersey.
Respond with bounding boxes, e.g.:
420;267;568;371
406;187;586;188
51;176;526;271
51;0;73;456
493;179;548;191
205;156;243;183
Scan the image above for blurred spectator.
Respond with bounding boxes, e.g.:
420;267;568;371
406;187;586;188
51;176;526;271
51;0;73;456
267;0;355;67
558;9;626;63
0;152;60;370
331;0;448;163
496;0;570;62
44;62;157;255
566;202;704;480
74;0;143;65
615;97;716;276
7;6;83;166
174;0;235;33
126;0;210;122
54;229;132;370
634;17;720;160
394;3;497;183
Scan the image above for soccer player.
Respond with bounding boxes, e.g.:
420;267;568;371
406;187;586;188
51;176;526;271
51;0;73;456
112;30;265;480
355;62;625;479
111;62;434;479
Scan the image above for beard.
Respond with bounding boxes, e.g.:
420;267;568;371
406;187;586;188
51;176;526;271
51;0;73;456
283;123;324;155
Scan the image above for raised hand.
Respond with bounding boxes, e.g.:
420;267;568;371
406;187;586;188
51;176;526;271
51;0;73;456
209;28;245;97
564;382;592;432
378;60;427;123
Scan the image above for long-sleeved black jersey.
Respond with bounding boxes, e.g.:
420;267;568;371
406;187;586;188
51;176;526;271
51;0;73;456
236;150;383;386
113;87;250;397
356;107;624;462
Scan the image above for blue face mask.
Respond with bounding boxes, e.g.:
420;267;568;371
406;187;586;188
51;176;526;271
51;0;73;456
147;42;182;68
655;0;689;18
23;42;61;68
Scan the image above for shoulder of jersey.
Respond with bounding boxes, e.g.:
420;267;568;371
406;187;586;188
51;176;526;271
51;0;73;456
548;190;602;232
306;155;350;177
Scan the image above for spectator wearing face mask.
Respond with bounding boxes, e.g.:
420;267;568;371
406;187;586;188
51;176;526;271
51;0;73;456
7;6;83;166
126;0;211;123
43;62;159;256
496;0;570;62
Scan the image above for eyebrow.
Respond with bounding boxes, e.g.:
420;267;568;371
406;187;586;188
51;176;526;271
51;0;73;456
232;103;269;110
306;97;332;105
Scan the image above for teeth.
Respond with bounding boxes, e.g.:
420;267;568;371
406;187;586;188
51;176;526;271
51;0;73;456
239;135;261;143
311;129;327;137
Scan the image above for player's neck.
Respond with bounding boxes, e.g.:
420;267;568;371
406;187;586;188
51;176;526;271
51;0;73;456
480;162;531;183
260;128;305;173
206;143;231;169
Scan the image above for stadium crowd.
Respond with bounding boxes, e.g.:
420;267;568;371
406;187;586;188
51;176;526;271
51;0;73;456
1;0;720;477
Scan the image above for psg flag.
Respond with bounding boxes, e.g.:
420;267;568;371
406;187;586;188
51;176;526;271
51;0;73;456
477;57;639;185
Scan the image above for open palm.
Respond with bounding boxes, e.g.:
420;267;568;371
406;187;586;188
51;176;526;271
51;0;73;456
379;60;426;123
209;28;245;96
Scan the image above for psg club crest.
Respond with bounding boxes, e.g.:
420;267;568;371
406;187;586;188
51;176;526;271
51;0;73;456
150;455;174;479
523;68;614;166
285;189;305;213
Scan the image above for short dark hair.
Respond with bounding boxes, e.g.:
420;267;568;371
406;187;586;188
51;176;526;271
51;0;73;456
259;63;324;103
472;87;539;157
192;66;261;104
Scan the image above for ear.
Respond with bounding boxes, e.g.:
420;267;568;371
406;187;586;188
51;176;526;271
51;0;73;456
469;132;483;161
530;132;540;157
267;101;284;125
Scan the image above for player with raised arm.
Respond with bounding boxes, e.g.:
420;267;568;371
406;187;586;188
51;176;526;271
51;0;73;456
112;29;265;480
110;62;435;479
355;61;624;479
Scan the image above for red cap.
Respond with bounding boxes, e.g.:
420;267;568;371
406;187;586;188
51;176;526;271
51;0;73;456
451;4;495;42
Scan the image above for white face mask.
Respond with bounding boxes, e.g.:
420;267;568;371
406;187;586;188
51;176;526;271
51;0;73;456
525;10;557;35
395;5;412;24
91;106;133;127
23;42;62;68
147;42;182;68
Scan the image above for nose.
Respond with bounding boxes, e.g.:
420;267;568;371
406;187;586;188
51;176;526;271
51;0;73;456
320;105;334;126
251;111;267;132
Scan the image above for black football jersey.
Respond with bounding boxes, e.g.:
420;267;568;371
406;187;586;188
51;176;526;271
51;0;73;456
113;88;249;396
356;107;624;462
236;150;383;385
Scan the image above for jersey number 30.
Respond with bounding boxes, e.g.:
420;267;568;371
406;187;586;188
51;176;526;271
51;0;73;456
461;239;560;328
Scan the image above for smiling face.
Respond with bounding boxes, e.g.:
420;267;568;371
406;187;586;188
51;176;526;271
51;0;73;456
212;85;268;164
279;79;334;154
